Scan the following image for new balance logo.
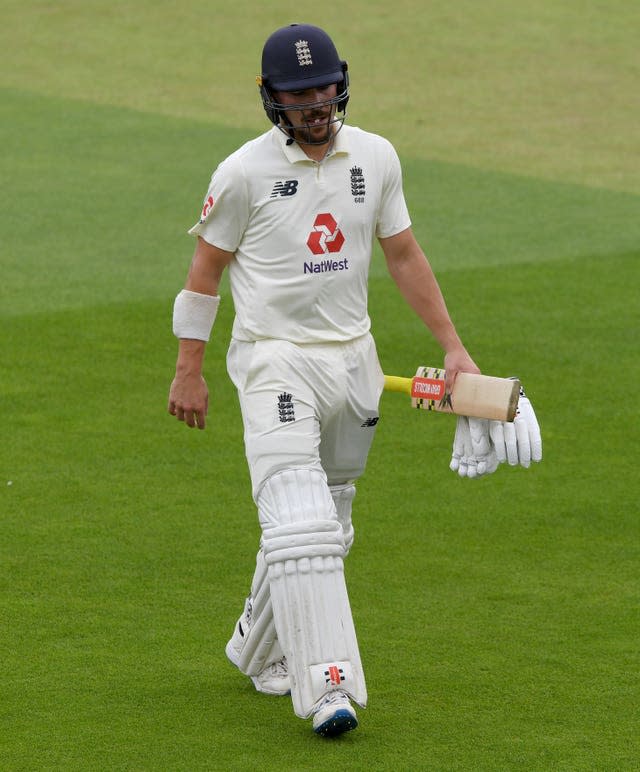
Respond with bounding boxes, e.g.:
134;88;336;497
361;417;379;427
271;180;299;198
277;392;295;423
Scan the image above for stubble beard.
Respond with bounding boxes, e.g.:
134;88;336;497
291;108;335;146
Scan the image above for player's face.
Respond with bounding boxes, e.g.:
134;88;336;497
274;84;339;146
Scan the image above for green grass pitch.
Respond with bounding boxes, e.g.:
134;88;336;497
1;2;639;769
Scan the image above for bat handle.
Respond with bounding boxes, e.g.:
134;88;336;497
383;375;412;395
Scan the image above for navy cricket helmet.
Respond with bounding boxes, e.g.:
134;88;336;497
258;24;349;135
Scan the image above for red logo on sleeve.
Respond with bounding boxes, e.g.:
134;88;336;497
201;195;215;220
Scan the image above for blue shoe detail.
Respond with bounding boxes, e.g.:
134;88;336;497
313;708;358;738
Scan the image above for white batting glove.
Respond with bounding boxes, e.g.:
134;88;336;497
489;384;542;468
450;416;499;479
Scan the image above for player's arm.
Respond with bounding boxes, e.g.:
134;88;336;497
168;237;234;429
378;227;479;390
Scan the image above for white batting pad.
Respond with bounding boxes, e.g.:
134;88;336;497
233;548;283;676
259;470;367;718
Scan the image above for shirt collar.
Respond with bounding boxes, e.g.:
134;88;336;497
272;125;350;163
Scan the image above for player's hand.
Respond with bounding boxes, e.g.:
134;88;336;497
489;384;542;467
450;416;499;479
443;349;480;397
168;373;209;429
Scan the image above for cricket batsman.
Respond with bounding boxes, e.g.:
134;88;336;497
168;23;542;737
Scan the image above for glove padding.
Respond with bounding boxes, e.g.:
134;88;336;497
489;385;542;468
450;416;499;479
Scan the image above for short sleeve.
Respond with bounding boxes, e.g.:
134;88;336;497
375;139;411;240
188;155;249;252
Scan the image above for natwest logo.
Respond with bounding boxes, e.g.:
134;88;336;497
307;213;345;255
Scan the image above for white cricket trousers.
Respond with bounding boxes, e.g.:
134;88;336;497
226;333;385;499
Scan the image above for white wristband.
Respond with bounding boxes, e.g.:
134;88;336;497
172;289;220;341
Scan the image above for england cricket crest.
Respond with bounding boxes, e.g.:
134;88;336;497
277;392;295;423
350;166;365;203
295;39;312;66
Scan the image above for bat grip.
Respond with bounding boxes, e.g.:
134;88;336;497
383;375;412;395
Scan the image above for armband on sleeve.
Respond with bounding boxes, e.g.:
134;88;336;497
172;289;220;341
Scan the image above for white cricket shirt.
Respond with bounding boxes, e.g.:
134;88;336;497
189;125;411;343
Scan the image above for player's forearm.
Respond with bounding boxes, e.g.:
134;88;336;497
175;338;207;376
169;337;209;429
171;239;230;380
387;249;465;354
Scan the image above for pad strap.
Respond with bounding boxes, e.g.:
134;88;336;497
330;483;356;554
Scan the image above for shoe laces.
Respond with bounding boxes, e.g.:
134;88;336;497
317;689;349;708
266;657;288;677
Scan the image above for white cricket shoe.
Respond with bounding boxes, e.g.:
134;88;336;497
249;657;290;696
224;602;251;666
312;690;358;737
225;604;291;696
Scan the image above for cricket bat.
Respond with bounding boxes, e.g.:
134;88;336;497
384;366;520;422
